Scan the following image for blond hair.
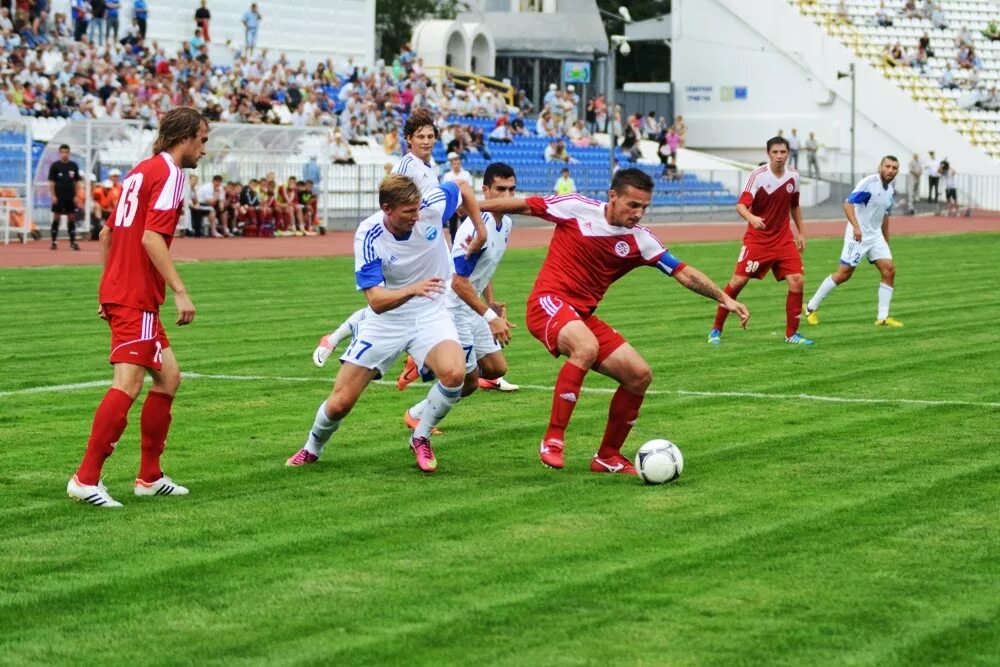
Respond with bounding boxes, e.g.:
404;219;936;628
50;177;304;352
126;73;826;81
152;107;207;154
379;174;422;208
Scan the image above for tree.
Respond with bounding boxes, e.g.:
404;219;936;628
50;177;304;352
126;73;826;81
376;0;467;61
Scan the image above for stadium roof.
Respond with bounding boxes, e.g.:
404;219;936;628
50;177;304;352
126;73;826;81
202;123;330;158
460;0;608;57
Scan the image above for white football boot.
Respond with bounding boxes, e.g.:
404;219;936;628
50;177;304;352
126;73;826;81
67;475;123;508
134;475;189;497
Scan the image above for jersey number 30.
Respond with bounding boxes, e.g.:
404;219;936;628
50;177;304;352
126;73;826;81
113;173;144;228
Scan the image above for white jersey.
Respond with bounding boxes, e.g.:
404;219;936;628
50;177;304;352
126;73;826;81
445;211;513;314
846;173;894;238
392;153;439;195
353;182;459;319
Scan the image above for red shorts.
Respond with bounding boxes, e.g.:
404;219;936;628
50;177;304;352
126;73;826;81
734;240;803;281
104;304;169;370
526;294;626;365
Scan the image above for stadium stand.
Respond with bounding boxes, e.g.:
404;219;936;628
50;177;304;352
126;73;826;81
793;0;1000;159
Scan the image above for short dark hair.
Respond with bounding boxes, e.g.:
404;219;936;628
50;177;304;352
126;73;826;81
766;136;790;152
611;167;654;194
483;162;515;186
882;155;899;164
402;107;439;140
212;174;223;181
58;143;70;151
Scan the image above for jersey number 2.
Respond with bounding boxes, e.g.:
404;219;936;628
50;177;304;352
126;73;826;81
113;173;144;228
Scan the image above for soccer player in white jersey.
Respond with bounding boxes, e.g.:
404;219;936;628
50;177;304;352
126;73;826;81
287;175;487;473
312;108;441;367
804;156;903;328
404;162;518;431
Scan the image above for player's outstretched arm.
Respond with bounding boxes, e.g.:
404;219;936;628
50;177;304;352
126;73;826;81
479;197;532;217
363;278;445;315
673;265;750;329
881;213;890;242
142;230;196;326
455;181;488;257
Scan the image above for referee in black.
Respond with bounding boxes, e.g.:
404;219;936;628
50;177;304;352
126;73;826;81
48;144;82;250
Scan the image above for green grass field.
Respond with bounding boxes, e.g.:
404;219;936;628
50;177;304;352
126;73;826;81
1;233;999;666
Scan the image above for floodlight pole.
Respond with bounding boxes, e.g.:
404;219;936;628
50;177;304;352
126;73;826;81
608;46;617;182
850;62;856;187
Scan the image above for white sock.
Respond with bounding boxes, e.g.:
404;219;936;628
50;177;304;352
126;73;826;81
413;383;462;440
408;398;428;419
330;307;367;346
808;275;839;312
877;283;893;320
304;401;341;457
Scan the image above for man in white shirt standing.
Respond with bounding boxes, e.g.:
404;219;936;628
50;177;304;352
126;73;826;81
788;129;801;170
907;153;922;214
805;156;903;328
925;150;941;202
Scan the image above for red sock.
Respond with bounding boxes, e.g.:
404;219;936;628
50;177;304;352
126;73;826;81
139;391;174;483
712;284;738;330
597;387;646;459
786;290;804;338
545;362;588;442
76;388;135;485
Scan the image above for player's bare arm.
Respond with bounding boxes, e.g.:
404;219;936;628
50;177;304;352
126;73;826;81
363;278;445;314
455;181;488;258
451;274;513;346
737;202;765;229
479;197;532;217
97;225;113;320
141;230;195;326
792;205;807;251
882;213;890;242
483;280;507;317
674;265;750;328
843;201;863;241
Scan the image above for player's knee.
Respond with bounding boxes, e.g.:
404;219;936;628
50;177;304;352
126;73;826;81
787;274;805;291
325;394;355;420
882;265;896;281
479;357;507;380
627;364;653;393
114;376;145;399
568;341;599;368
436;365;466;388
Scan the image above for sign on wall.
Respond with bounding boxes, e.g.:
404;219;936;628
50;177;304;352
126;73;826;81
721;86;748;101
685;85;713;102
562;61;591;84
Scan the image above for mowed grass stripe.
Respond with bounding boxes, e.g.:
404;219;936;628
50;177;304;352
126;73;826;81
0;233;998;665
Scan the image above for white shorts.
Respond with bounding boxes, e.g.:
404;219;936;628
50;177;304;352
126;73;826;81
840;234;892;268
339;309;459;377
452;308;502;373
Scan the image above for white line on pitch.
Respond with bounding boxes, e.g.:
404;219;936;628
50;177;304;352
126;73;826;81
2;371;997;409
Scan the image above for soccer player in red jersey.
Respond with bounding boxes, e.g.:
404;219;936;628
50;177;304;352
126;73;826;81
708;136;813;346
480;169;749;474
67;107;208;507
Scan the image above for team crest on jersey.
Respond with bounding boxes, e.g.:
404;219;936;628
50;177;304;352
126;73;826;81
614;240;630;257
786;183;794;193
423;225;438;241
389;254;399;264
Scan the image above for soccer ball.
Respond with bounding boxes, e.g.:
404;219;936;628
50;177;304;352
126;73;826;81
635;439;684;485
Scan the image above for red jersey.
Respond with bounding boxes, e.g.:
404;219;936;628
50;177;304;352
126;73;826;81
99;152;187;311
738;165;799;246
526;194;682;315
